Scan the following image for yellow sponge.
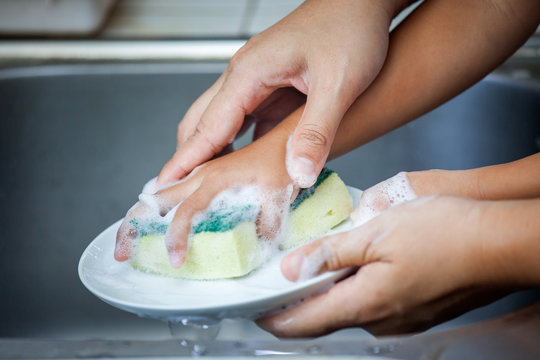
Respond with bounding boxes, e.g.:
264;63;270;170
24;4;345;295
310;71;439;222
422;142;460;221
131;222;261;280
130;169;352;280
282;170;353;249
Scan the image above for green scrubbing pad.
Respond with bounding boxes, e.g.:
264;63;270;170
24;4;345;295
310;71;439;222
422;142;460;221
130;169;352;280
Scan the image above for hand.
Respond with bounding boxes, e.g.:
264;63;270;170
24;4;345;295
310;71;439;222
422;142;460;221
115;122;294;267
257;195;503;337
351;171;417;226
158;0;405;188
350;168;487;226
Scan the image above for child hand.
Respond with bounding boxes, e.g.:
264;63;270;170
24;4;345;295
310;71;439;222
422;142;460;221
115;124;295;267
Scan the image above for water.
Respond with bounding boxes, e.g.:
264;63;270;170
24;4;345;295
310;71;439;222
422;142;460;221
168;316;222;356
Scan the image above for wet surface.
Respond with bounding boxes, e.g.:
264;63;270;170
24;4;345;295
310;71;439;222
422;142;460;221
1;302;540;359
0;63;539;342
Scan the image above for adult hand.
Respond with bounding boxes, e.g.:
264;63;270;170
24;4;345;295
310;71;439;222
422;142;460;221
257;195;505;337
158;0;406;188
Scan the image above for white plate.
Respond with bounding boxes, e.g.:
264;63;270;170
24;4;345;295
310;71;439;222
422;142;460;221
78;187;362;321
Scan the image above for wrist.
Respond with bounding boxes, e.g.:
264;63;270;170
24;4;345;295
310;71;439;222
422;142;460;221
407;169;483;199
473;198;540;287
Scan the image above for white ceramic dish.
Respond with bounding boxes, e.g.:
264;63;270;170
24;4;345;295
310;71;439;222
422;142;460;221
79;187;361;321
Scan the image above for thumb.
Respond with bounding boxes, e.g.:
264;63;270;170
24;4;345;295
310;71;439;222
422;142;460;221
281;222;380;282
286;84;352;188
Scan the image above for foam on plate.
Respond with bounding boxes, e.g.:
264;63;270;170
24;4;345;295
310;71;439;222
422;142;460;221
351;171;417;226
122;169;352;280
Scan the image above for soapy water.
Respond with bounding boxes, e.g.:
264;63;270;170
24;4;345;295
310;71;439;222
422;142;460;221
111;172;355;343
117;176;295;273
168;316;222;355
84;183;362;346
351;171;417;227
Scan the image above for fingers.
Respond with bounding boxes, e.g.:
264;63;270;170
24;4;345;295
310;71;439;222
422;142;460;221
115;170;204;262
176;73;227;146
281;223;381;282
114;217;137;262
165;181;221;268
256;186;293;242
286;82;354;188
351;172;417;226
251;88;306;140
114;203;150;261
257;275;359;337
257;266;388;338
361;286;509;336
157;72;276;186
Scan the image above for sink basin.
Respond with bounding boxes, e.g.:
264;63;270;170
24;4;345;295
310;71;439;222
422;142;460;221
0;63;539;345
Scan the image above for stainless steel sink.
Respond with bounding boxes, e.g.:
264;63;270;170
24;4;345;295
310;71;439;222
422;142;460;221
0;62;539;353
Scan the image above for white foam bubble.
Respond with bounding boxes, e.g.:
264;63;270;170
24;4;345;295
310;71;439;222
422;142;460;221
297;243;332;281
351;172;417;227
190;184;263;234
187;183;293;265
121;172;296;274
138;193;161;214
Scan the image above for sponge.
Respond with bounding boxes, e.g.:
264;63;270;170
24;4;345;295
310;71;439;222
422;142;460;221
130;169;352;280
282;169;353;249
131;221;261;280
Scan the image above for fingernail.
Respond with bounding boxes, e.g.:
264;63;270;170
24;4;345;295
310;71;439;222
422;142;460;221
287;157;317;188
168;250;185;268
114;220;137;261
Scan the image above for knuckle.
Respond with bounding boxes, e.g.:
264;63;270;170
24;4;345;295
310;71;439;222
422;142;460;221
177;122;190;143
297;124;329;148
195;127;222;155
229;44;251;70
228;53;242;69
177;196;198;217
322;242;342;270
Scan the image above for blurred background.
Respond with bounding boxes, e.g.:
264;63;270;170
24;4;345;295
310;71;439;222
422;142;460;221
0;0;539;358
0;0;299;38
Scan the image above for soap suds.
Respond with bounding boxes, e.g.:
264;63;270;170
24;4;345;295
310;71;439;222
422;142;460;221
119;174;295;273
187;184;293;265
297;243;332;282
351;172;417;227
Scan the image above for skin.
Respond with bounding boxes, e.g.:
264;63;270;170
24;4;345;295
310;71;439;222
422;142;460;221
257;195;540;337
256;155;540;337
115;0;540;335
351;153;540;226
116;0;540;268
157;0;412;188
408;153;540;201
115;110;299;265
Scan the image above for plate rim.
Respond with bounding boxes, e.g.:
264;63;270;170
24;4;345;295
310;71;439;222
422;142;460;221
78;186;362;316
